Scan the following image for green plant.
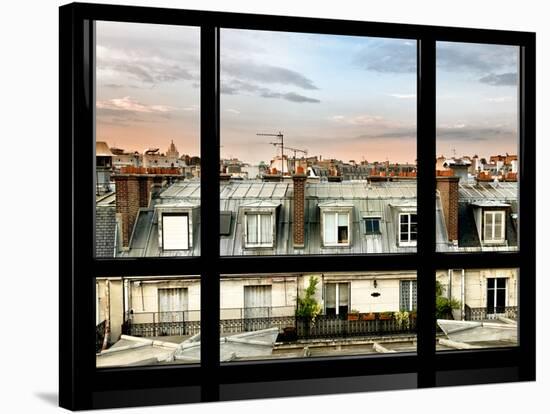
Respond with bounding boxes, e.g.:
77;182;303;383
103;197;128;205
379;311;393;320
394;311;410;329
435;280;461;319
436;296;461;319
296;276;322;323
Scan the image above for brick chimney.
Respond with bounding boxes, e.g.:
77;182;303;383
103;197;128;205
436;176;459;243
293;168;307;248
114;173;165;249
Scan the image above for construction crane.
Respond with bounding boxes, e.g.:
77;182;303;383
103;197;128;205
256;132;284;174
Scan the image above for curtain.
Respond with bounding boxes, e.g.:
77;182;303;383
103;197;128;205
324;212;336;244
246;214;258;244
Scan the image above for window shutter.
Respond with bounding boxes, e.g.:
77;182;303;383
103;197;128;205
162;215;189;250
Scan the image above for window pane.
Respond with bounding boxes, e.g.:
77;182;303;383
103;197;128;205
324;212;337;244
260;214;272;244
162;215;189;250
220;29;417;256
94;22;201;258
436;42;519;252
436;269;518;351
96;276;200;368
221;272;416;362
246;214;258;244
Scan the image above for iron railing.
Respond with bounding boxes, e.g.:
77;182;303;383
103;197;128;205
296;315;417;339
121;308;417;339
464;305;518;321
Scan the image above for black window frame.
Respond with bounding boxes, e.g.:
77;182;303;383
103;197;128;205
59;3;536;410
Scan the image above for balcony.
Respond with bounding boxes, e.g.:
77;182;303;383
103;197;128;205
464;305;518;321
121;307;417;340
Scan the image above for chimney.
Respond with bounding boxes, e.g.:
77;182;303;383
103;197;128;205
436;176;459;243
114;173;165;249
293;167;307;248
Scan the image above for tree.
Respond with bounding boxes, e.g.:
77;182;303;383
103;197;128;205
296;276;322;323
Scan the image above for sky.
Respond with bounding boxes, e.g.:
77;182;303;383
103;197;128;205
96;22;519;164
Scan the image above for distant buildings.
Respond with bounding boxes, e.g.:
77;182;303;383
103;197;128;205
95;148;519;357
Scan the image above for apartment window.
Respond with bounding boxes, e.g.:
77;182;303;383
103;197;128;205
364;217;381;235
220;211;233;236
399;213;417;246
325;282;350;316
487;277;507;315
400;280;417;311
323;212;350;246
158;287;188;323
162;214;189;250
484;210;506;243
245;213;273;247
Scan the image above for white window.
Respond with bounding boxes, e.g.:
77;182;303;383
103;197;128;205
398;213;417;246
158;288;188;323
162;214;189;250
400;280;417;311
325;282;350;316
323;212;350;246
483;210;505;243
245;213;273;247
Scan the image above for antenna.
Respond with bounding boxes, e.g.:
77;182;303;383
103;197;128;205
256;131;284;174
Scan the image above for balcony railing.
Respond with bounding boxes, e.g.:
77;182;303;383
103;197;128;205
296;314;417;339
122;311;201;337
464;305;518;321
121;308;417;340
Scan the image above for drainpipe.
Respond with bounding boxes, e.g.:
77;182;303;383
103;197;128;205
448;269;452;300
461;269;465;320
102;280;111;350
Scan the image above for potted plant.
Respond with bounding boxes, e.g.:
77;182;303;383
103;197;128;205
435;281;461;320
347;309;360;321
361;312;376;321
295;277;322;337
393;311;410;329
379;311;393;321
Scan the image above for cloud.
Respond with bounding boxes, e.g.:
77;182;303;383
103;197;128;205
437;43;517;74
260;91;320;103
436;124;516;141
222;60;318;90
485;96;514;103
221;79;320;103
225;108;241;114
479;72;517;86
354;39;416;73
388;93;416;99
329;114;385;126
97;45;197;85
96;96;178;113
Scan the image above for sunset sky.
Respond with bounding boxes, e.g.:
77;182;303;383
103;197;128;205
96;22;518;164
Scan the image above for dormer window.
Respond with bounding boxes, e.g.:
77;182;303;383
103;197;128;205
162;213;189;250
245;212;273;247
364;217;381;235
157;203;198;252
240;201;279;249
398;213;417;247
324;212;349;245
483;210;505;244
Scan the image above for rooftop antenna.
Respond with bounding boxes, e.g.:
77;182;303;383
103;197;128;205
257;131;284;174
